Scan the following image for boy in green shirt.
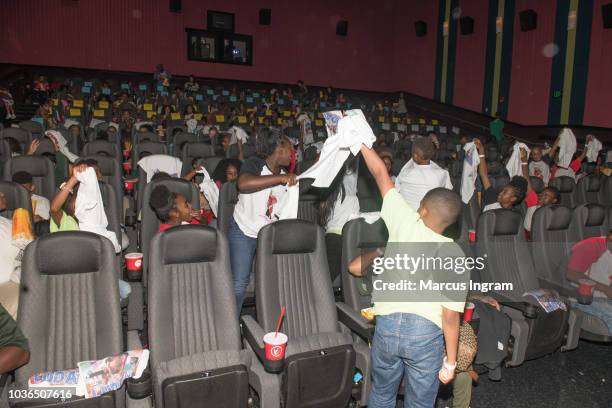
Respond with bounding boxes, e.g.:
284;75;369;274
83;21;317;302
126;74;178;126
358;143;467;408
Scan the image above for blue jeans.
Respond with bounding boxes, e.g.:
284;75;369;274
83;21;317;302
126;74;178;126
228;216;258;314
573;298;612;335
369;313;444;408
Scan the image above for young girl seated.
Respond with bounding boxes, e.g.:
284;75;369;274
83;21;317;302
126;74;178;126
50;164;130;300
149;185;201;231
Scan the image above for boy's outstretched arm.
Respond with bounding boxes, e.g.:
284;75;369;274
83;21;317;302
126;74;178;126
359;144;394;197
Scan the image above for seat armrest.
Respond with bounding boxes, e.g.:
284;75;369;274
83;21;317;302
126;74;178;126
488;292;539;319
240;315;266;364
336;302;374;341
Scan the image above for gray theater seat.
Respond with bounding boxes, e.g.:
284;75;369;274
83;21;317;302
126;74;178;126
340;218;388;318
98;181;122;249
1;127;32;152
132;141;168;170
3;155;56;200
550;176;577;208
83;140;122;163
602;175;612;206
356;173;381;212
531;205;611;342
32;137;56;156
18;120;44;139
146;225;278;408
491;175;510;194
0;181;32;219
241;219;371;407
569;203;609;240
575;175;604;206
0;139;10;163
296;193;319;224
475;209;579;366
11;232;127;407
217;181;238;234
531;205;574;286
135;131;159;143
171;132;200;157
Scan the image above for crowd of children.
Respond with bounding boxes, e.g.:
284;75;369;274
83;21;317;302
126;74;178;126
0;73;610;408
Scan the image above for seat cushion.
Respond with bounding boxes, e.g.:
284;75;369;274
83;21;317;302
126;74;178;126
153;350;252;400
285;332;353;358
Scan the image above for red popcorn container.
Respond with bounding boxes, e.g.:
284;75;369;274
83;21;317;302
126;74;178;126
263;332;288;361
125;252;143;272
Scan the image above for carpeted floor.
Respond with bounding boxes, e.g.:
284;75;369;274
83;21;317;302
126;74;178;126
433;340;611;408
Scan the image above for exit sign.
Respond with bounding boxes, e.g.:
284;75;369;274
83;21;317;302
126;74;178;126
553;90;562;98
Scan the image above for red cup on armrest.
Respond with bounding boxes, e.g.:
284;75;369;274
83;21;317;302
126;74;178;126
463;302;475;322
125;252;143;272
122;161;132;173
263;332;288;361
578;279;596;297
468;229;476;243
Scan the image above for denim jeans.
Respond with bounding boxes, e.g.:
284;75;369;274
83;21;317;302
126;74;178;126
227;216;258;314
573;298;612;335
368;313;444;408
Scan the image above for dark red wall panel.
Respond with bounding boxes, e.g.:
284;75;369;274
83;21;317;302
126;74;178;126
0;0;395;92
583;0;612;128
507;0;557;125
453;1;489;112
390;0;440;99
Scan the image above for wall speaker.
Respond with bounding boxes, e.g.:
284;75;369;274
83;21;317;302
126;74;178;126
169;0;181;13
460;16;474;35
603;3;612;29
415;20;427;37
259;8;271;25
519;9;537;31
336;20;348;36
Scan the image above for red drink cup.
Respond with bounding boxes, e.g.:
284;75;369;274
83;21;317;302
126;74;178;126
122;161;132;172
463;302;475;322
468;229;476;243
125;252;143;272
578;279;596;297
123;149;131;159
124;180;136;191
263;332;288;361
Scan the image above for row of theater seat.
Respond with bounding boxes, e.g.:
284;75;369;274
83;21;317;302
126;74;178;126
6;195;609;407
8;219;372;407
